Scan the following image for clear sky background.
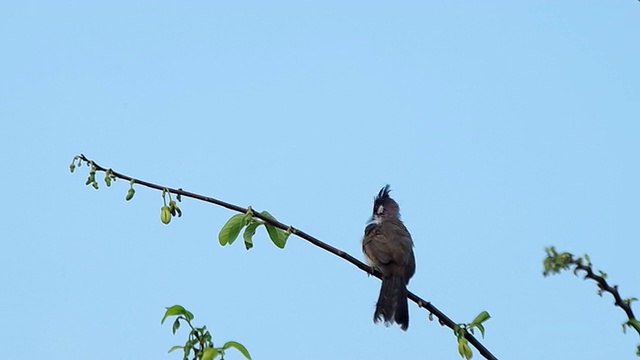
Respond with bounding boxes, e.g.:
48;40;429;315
2;2;639;359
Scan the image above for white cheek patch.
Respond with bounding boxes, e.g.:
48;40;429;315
377;205;384;215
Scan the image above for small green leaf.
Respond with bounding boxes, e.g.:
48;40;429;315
168;345;183;354
172;318;180;334
260;210;287;248
457;338;473;359
264;223;287;248
184;340;194;360
218;214;245;246
475;323;485;338
223;341;252;360
243;222;261;250
201;347;220;360
463;342;473;359
458;338;472;359
471;311;491;325
161;305;194;324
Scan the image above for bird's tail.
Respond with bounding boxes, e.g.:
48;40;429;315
374;276;409;330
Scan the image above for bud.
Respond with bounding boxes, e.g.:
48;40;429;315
125;188;135;201
161;206;172;224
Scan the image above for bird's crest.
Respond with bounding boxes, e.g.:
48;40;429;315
375;184;392;202
373;184;394;219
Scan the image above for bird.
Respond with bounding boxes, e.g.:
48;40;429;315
362;185;416;330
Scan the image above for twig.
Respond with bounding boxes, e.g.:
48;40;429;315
543;247;640;355
76;154;498;360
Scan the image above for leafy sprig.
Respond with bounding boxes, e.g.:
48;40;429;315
543;246;639;356
162;305;251;360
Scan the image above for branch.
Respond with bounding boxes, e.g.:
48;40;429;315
73;154;498;360
543;247;640;355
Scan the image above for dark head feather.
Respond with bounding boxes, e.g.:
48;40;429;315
376;184;392;201
372;184;400;219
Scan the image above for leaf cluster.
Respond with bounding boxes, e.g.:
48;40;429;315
162;305;251;360
218;207;290;250
453;311;491;359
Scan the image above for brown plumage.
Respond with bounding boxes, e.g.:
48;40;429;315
362;185;416;330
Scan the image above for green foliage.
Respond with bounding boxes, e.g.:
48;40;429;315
453;311;491;359
162;305;251;360
542;246;574;276
218;208;290;249
219;214;245;245
242;221;260;250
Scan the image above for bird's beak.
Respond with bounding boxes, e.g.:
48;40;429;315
366;215;380;226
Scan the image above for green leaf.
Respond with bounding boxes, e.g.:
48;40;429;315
260;210;287;248
218;214;245;246
475;323;485;338
168;345;183;353
223;341;252;360
183;340;195;360
458;338;472;359
463;342;473;359
457;338;465;357
243;221;261;250
201;347;220;360
172;318;180;334
161;305;194;324
471;311;491;325
265;223;287;248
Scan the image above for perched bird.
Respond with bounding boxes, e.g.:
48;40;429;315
362;185;416;330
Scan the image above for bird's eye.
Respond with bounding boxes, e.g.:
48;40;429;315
376;205;384;215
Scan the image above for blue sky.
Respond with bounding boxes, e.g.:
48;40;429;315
2;2;639;359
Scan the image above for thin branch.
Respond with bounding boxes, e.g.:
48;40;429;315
543;247;640;345
573;263;640;335
75;154;498;360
